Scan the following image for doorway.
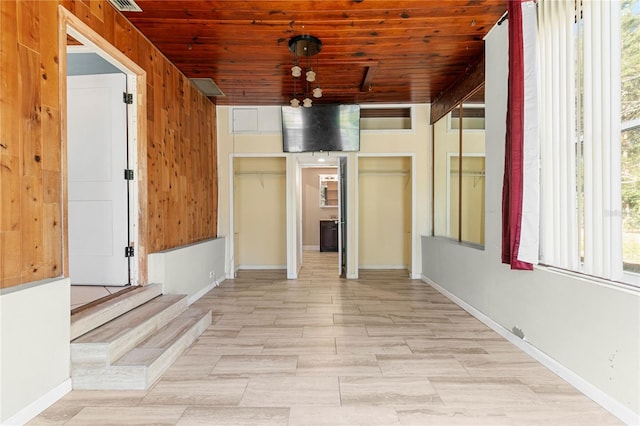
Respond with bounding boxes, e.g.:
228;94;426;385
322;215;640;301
63;21;143;308
357;156;413;274
297;155;347;278
233;157;287;272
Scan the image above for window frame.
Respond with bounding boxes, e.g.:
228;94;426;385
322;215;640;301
538;0;639;288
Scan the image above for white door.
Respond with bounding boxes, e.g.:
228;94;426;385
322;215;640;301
67;73;129;285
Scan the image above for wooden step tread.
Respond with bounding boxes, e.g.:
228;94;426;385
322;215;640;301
71;306;212;389
70;284;163;340
114;307;211;368
72;294;187;344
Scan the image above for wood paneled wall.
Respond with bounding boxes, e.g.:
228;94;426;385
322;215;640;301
0;0;218;289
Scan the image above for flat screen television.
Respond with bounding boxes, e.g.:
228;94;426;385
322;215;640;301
281;104;360;152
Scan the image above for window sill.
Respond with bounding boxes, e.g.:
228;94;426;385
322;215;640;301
536;264;640;294
428;235;485;251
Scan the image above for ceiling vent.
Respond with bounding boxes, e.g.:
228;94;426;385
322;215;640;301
108;0;142;12
190;78;225;97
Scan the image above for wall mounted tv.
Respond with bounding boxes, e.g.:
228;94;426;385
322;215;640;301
281;104;360;153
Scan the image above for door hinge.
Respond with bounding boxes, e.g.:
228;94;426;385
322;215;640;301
123;92;133;104
125;246;135;258
124;169;134;180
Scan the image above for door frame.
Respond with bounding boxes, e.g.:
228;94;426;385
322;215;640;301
228;152;352;280
296;160;341;276
292;154;350;279
60;8;148;285
228;153;288;276
355;153;418;278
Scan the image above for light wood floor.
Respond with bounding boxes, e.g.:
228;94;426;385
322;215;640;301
29;252;620;425
70;285;130;311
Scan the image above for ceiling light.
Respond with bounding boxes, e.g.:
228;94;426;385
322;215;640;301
306;70;316;82
288;35;322;107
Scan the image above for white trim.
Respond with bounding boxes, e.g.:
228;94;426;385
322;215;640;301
186;277;224;305
3;379;72;426
422;275;640;426
356;153;417;276
360;104;416;134
353;154;359;278
228;154;235;277
236;265;287;270
537;263;640;296
359;265;408;270
228;152;288;280
65;21;141;286
286;155;298;279
410;154;418;279
445;152;452;237
296;155;343;277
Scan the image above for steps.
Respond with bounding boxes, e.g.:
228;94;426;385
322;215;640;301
70;286;211;390
71;284;163;341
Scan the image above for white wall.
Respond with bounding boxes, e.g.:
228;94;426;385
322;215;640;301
0;278;71;424
148;237;226;304
421;22;640;423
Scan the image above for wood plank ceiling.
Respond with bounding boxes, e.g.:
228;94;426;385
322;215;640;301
122;0;507;106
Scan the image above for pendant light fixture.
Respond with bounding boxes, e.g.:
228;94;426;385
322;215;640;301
288;35;322;107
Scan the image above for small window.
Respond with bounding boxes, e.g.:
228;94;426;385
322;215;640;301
360;106;412;130
448;105;485;131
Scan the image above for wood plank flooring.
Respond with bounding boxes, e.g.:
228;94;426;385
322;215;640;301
28;252;620;425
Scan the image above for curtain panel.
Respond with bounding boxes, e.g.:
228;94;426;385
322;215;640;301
502;0;539;270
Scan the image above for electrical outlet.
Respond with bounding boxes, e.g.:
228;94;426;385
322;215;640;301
209;271;215;279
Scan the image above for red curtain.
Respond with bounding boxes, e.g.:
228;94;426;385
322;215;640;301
502;0;533;271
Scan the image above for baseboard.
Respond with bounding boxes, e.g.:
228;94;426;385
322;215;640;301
359;265;407;270
422;274;639;426
3;379;72;426
235;265;287;270
303;245;320;251
187;277;225;305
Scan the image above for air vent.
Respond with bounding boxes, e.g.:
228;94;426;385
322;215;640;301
190;78;225;97
107;0;142;12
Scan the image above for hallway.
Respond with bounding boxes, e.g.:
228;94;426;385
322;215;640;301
29;252;619;425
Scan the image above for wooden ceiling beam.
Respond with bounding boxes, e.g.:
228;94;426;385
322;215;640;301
360;66;377;93
430;57;485;124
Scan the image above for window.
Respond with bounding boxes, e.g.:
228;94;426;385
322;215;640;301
448;105;486;131
433;87;486;247
538;0;639;286
360;106;413;130
621;0;640;275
